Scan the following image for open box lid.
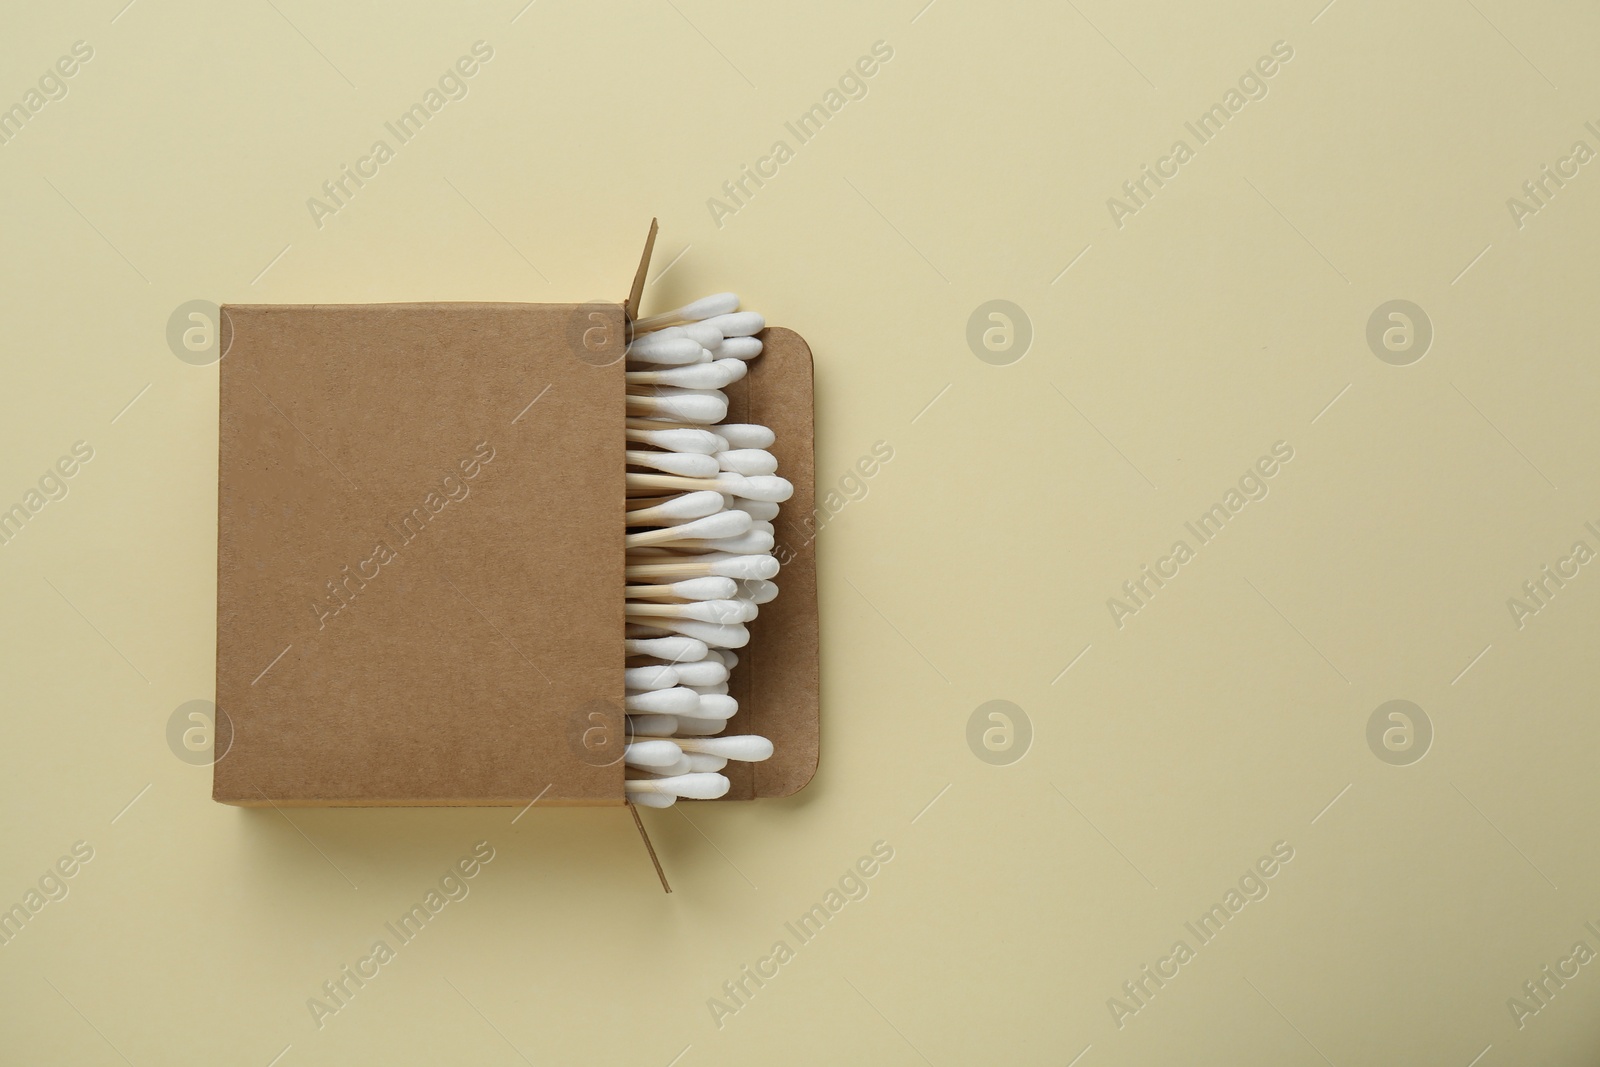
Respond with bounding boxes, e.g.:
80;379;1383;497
214;223;817;808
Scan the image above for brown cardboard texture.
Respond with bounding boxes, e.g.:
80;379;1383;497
215;258;816;807
717;326;818;801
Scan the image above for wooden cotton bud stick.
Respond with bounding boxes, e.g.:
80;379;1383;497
626;392;727;423
667;528;774;555
624;553;779;581
625;510;750;548
674;735;774;762
625;427;727;454
659;520;771;542
632;293;740;332
624;772;730;800
626;472;792;502
627;599;755;624
626;360;744;390
624;577;739;601
626;418;731;437
625;491;724;526
626;384;728;400
623;636;707;662
626;450;718;478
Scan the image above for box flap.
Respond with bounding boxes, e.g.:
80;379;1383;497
624;219;659;325
717;327;819;800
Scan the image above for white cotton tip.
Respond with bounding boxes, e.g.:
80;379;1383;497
627;450;718;478
630;791;676;808
682;752;728;772
688;529;774;555
700;311;764;337
713;357;748;383
628;490;725;525
633;393;728;423
683;510;753;539
716;474;792;503
640;510;751;545
636;384;728;400
668;576;739;600
626;576;739;601
712;599;757;623
741;579;779;605
670;658;729;686
705;554;780;580
654;755;694;777
701;599;756;623
623;665;678;691
626;419;728;448
624;686;701;714
678;735;773;762
678;294;742;321
634;293;740;332
670;716;726;736
689;682;729;695
624;636;708;662
634;323;685;341
742;579;780;604
713;424;776;449
629;599;753;624
675;320;724;347
623;739;684;769
717;449;778;476
692;693;739;719
640;618;750;649
627;714;677;736
628;362;740;390
730;499;779;522
712;336;763;360
625;772;731;800
626;334;703;365
717;650;739;669
626;428;726;455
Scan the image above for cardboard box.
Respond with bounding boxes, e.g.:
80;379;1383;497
214;224;818;809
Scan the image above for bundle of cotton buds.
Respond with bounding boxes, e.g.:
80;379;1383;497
621;293;789;808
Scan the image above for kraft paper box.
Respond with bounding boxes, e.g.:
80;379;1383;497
213;227;818;807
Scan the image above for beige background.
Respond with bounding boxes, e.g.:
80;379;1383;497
3;0;1599;1063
